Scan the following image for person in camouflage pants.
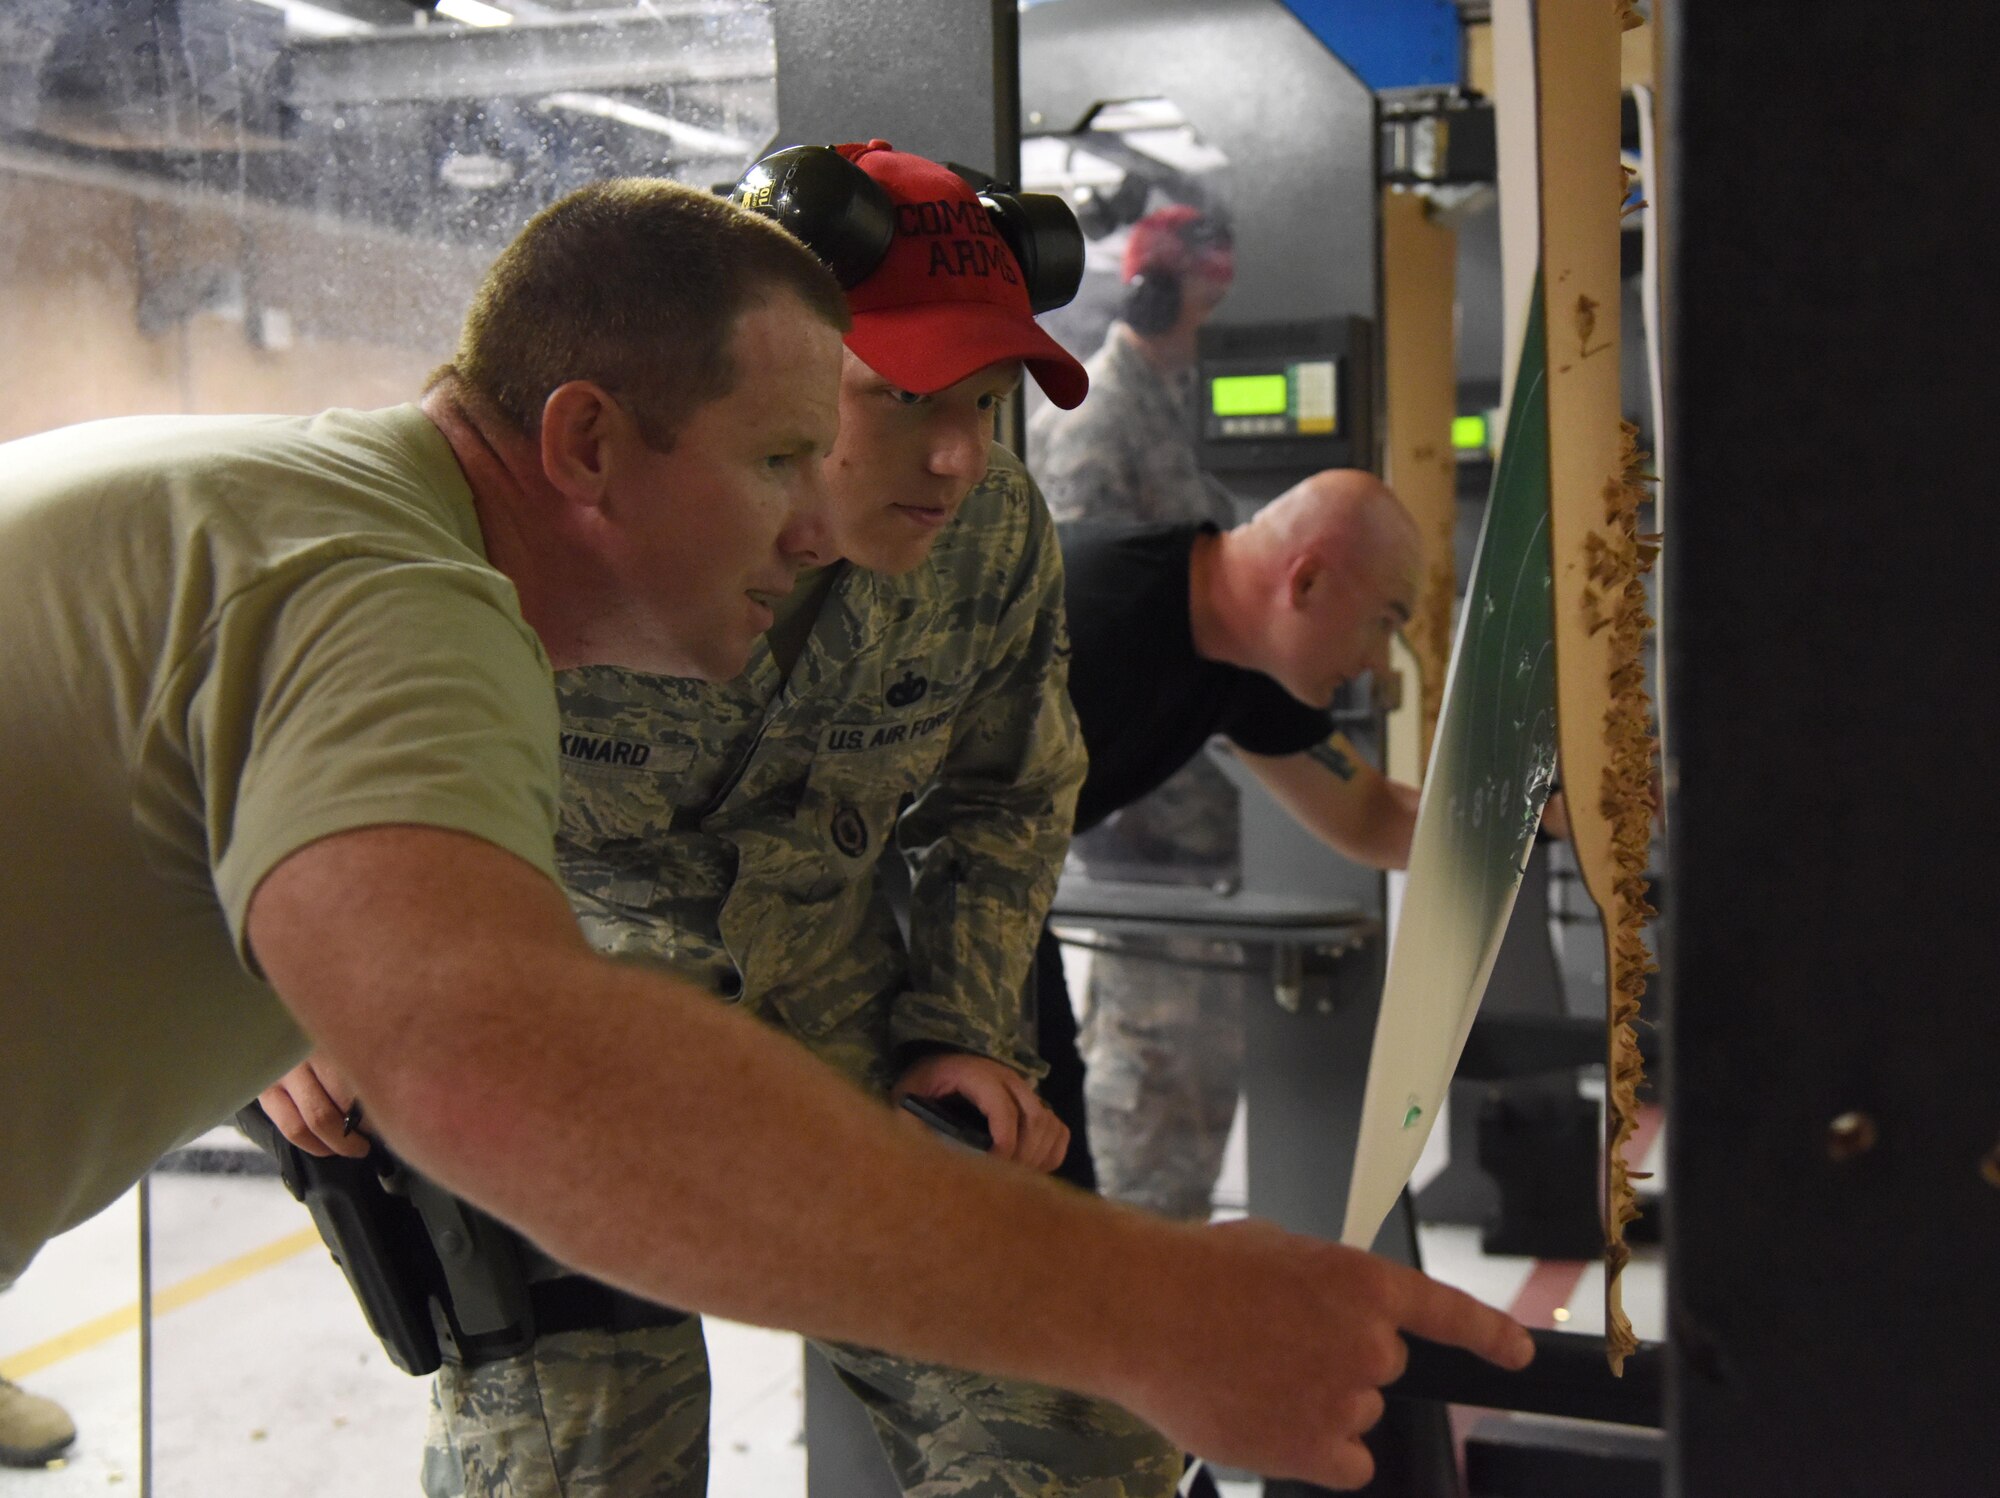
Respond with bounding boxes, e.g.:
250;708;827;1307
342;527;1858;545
415;143;1181;1498
1025;205;1259;1224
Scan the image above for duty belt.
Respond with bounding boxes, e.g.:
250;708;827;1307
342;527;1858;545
520;1276;690;1345
239;1104;687;1375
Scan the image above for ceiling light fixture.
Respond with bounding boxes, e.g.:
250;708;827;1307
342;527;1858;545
539;92;752;157
239;0;373;37
434;0;515;28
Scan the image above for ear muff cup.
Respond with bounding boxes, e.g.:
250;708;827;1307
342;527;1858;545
1122;271;1183;336
731;146;1087;313
978;190;1086;314
729;145;896;289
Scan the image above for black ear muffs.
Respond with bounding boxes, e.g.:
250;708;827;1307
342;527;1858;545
1121;271;1183;336
731;146;1085;312
729;145;895;288
976;188;1086;313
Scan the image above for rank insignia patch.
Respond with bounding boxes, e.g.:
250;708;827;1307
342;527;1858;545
886;670;929;708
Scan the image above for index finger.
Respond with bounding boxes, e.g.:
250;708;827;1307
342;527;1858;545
972;1087;1022;1159
259;1086;332;1159
997;1072;1061;1168
1387;1267;1534;1370
286;1071;371;1159
309;1057;358;1112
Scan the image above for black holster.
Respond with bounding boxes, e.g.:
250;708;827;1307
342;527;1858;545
234;1105;536;1375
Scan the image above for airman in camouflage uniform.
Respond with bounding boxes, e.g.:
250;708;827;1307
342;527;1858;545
1027;207;1257;1225
421;446;1180;1498
555;446;1078;1094
423;141;1180;1498
1028;324;1239;532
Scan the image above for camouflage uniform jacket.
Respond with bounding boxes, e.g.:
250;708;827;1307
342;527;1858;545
1028;322;1238;528
554;445;1083;1093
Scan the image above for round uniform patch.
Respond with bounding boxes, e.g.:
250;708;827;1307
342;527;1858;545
831;804;870;858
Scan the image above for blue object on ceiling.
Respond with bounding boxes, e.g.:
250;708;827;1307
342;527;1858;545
1278;0;1463;91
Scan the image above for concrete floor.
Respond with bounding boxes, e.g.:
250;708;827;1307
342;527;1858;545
2;1117;1663;1497
1;1159;811;1497
1;942;1665;1496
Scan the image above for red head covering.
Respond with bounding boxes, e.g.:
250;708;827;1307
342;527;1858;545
835;140;1089;409
1120;204;1236;286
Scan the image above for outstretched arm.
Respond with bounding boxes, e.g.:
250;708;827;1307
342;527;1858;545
249;821;1530;1489
1234;733;1421;871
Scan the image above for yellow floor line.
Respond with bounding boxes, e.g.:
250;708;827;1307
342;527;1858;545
0;1226;323;1380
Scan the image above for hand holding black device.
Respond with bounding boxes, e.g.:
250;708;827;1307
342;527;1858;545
898;1092;994;1152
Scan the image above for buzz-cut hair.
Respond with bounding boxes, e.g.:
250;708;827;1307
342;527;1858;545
441;177;850;450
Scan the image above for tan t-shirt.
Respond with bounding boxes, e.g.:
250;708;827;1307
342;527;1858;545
0;405;561;1283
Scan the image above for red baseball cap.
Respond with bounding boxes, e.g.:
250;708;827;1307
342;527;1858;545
1121;204;1236;285
835;140;1088;410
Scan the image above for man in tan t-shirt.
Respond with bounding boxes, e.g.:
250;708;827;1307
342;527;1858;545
0;178;1530;1492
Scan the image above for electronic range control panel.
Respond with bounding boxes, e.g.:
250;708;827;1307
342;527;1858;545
1194;317;1374;484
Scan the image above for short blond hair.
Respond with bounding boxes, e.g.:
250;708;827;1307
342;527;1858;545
443;178;849;448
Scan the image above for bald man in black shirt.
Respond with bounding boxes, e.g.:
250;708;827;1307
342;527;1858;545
1041;470;1424;1199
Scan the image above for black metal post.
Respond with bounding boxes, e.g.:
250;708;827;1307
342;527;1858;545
1665;5;2000;1492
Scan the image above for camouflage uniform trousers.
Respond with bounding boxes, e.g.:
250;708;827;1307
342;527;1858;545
421;1322;708;1498
420;1319;1180;1497
1080;936;1253;1223
1074;758;1250;1224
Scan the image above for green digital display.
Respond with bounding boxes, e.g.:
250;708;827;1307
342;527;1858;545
1211;373;1290;418
1452;413;1490;451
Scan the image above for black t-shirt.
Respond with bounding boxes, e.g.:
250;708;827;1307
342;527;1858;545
1061;521;1336;832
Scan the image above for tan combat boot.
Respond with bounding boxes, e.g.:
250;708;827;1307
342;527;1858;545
0;1377;77;1467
